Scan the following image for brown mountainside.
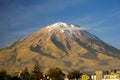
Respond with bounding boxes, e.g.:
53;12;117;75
0;22;120;74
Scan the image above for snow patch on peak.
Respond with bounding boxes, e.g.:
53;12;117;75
61;30;64;33
52;22;68;28
70;24;75;28
46;22;69;31
46;22;88;32
45;22;90;39
70;24;80;28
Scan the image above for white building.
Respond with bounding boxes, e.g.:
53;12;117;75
91;70;120;80
102;74;120;80
91;75;96;80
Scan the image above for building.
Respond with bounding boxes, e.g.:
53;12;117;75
64;75;69;80
96;71;103;80
102;74;120;80
102;70;120;80
91;69;120;80
91;74;96;80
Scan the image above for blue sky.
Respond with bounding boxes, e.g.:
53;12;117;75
0;0;120;49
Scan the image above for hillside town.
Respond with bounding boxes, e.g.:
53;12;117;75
0;61;120;80
10;69;120;80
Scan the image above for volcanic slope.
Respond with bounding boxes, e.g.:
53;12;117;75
0;22;120;73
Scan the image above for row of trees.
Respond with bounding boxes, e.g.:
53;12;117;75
0;61;83;80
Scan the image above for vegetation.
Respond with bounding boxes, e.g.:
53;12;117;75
20;67;30;80
11;76;20;80
48;68;64;80
0;70;11;80
68;70;83;79
0;62;85;80
31;61;43;80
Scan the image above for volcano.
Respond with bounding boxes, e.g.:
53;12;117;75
0;22;120;74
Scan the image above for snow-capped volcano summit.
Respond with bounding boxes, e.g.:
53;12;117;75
46;22;87;31
0;22;120;74
45;22;100;42
46;22;86;40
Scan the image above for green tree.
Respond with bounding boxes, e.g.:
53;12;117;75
68;70;83;79
11;76;20;80
48;68;64;80
31;61;43;80
20;67;30;80
0;70;11;80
